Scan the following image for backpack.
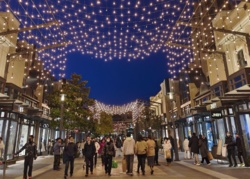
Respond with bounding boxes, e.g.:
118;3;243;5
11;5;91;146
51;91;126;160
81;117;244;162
116;140;122;148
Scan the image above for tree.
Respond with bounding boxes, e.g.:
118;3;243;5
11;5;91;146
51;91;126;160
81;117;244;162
95;112;113;136
47;73;94;134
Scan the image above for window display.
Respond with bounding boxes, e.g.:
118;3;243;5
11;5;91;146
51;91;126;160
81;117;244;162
7;121;17;159
240;114;250;154
18;125;29;156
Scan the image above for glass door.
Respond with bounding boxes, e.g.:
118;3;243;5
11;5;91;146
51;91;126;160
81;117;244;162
239;114;250;154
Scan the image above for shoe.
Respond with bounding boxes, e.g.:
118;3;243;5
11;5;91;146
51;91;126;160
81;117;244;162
196;163;200;166
91;172;93;174
207;163;211;165
151;170;154;175
136;170;139;174
108;173;111;176
242;163;245;167
70;173;72;177
64;175;67;179
28;177;32;179
229;164;233;167
234;164;237;167
85;174;88;177
142;172;145;175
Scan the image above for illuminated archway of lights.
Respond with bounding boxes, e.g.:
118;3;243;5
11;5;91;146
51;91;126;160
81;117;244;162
89;100;145;122
0;0;192;79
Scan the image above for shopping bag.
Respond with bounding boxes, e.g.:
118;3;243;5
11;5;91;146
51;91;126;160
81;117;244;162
222;146;227;157
166;150;171;159
122;158;126;172
207;151;213;160
112;160;118;168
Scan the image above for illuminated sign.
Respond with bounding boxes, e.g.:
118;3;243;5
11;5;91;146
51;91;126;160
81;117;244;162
211;112;222;118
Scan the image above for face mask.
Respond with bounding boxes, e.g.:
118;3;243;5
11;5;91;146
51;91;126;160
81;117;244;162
107;139;110;142
227;134;230;137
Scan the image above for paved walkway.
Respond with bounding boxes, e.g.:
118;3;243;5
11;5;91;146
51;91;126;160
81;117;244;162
0;151;249;179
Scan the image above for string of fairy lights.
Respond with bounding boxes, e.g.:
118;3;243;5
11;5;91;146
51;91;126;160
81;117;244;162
89;100;145;122
0;0;248;95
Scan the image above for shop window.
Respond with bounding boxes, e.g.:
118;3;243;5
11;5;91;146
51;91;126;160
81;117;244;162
18;125;29;156
205;123;213;151
239;114;250;154
230;117;236;135
7;121;17;160
225;117;229;132
228;108;233;114
0;112;5;118
217;118;226;144
237;49;247;68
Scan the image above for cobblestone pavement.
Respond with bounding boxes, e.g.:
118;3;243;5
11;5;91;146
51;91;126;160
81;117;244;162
0;152;249;179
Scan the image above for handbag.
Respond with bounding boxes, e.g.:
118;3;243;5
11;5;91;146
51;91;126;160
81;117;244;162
222;146;227;157
207;151;213;160
166;150;171;159
112;160;118;168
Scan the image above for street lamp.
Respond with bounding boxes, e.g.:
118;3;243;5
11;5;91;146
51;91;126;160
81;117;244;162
169;92;180;161
59;94;66;139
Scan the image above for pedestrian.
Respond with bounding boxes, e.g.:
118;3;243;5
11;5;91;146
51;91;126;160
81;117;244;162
123;133;135;176
83;136;96;177
154;138;160;166
235;133;245;167
183;137;190;159
163;138;172;165
146;135;155;175
135;134;147;175
98;137;106;166
225;131;237;167
199;135;211;165
14;135;37;179
93;138;100;167
79;139;85;158
53;138;63;170
169;135;175;161
63;136;77;179
189;133;200;165
47;139;52;155
115;137;123;157
0;137;5;158
103;136;115;176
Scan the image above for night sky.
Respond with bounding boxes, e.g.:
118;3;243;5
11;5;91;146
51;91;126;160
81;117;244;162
65;52;170;105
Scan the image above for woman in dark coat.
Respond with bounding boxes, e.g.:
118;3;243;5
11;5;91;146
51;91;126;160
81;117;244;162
188;133;200;165
199;135;210;165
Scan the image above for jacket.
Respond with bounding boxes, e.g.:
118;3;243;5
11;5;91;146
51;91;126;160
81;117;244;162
146;139;155;157
104;142;115;157
64;142;78;157
236;137;243;152
53;142;62;155
199;138;208;158
15;141;37;158
183;139;189;151
84;141;96;158
189;135;199;154
225;135;235;151
123;137;135;155
135;140;147;155
163;140;172;158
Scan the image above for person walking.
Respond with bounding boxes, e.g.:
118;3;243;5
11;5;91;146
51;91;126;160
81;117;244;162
53;138;63;170
199;135;211;165
169;135;175;161
47;139;52;155
146;135;155;175
163;138;172;165
235;133;245;167
0;137;5;159
14;135;37;179
83;136;96;177
63;136;78;179
93;138;100;167
103;136;115;176
154;138;160;166
115;137;123;157
189;133;200;165
135;134;147;175
99;138;106;166
123;133;135;176
183;137;190;159
225;131;237;167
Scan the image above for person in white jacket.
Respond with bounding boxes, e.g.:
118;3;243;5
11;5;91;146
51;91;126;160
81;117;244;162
163;138;172;164
0;137;5;158
183;137;190;159
93;138;100;167
123;133;135;176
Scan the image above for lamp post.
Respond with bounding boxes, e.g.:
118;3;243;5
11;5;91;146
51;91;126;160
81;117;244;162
59;94;65;139
169;92;180;161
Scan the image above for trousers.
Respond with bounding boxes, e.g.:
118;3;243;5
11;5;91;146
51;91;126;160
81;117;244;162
23;156;34;179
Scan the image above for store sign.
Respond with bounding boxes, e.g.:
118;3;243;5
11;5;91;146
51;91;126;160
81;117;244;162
211;112;222;118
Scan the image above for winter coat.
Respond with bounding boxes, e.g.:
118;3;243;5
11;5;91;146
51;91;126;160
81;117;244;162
15;141;37;158
236;137;243;152
183;139;189;151
163;140;172;158
98;141;105;155
104;142;115;157
123;137;135;155
189;135;199;154
146;139;155;157
225;135;235;151
84;141;96;158
64;142;78;157
199;138;208;158
135;140;147;155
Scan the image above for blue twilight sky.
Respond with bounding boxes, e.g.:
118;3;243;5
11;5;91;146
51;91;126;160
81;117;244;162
65;52;170;105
